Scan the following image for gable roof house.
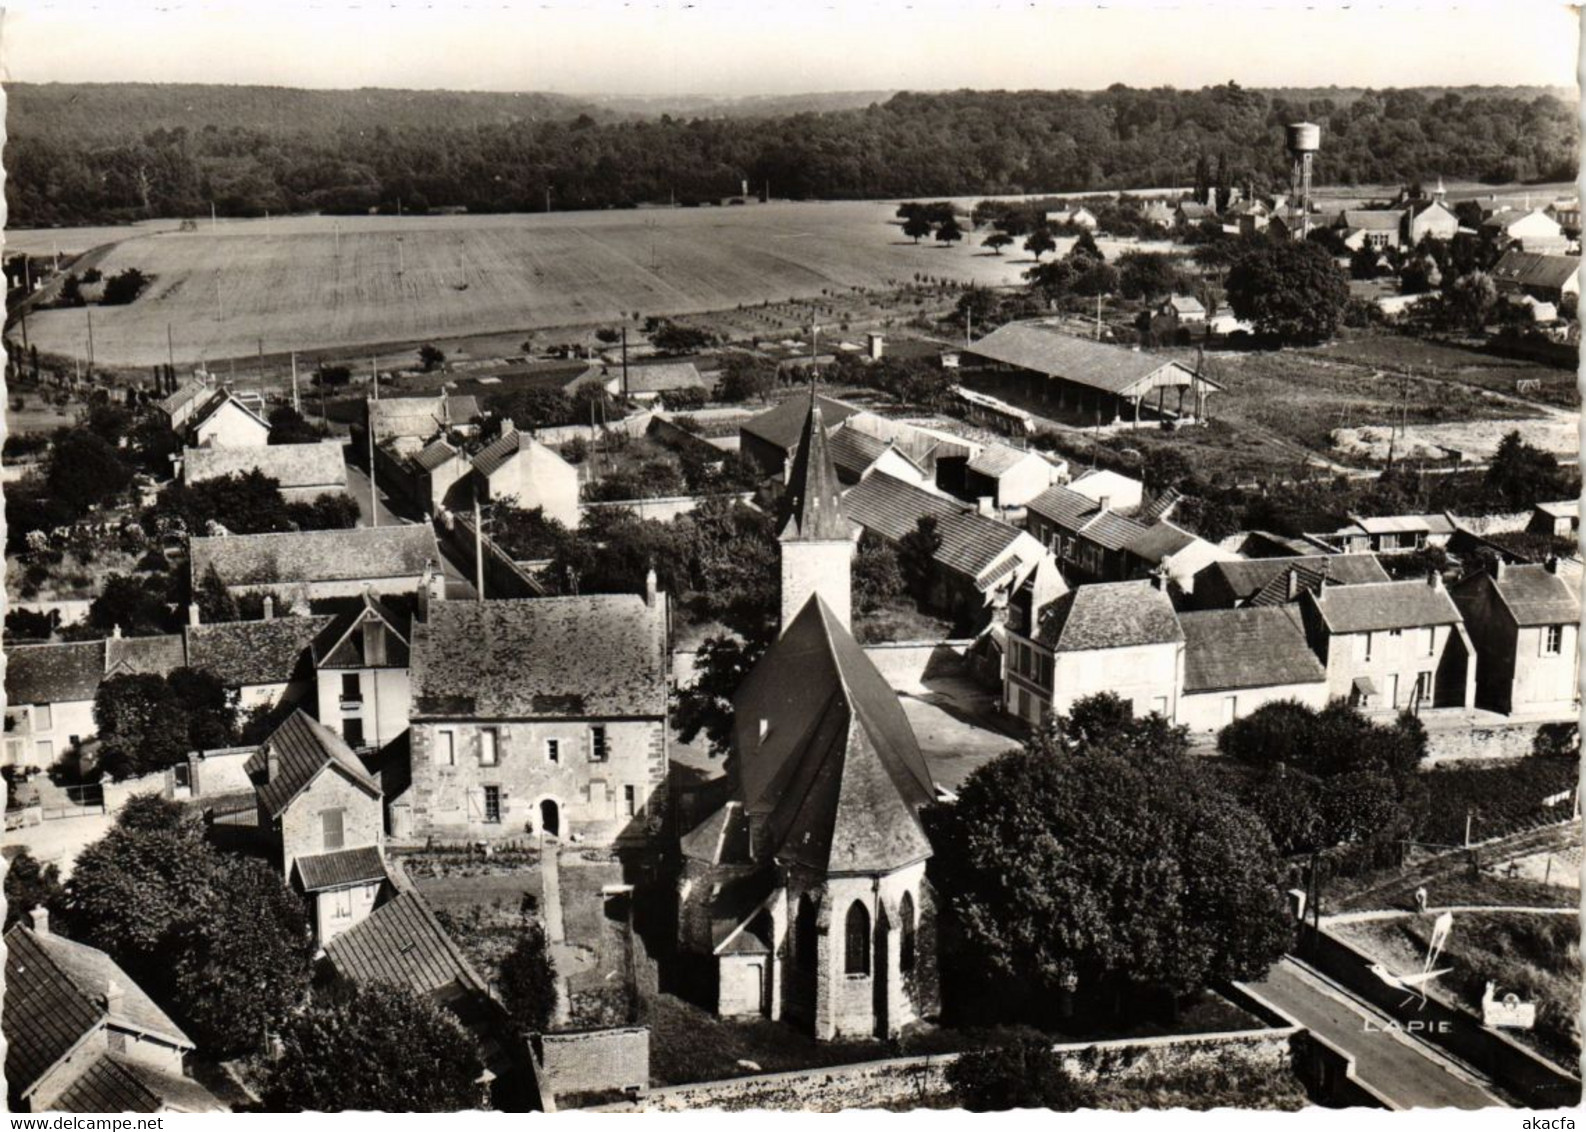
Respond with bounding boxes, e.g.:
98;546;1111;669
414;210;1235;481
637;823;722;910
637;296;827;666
185;611;334;710
1297;576;1474;712
740;393;865;479
189;524;443;604
956;443;1065;511
156;380;215;433
824;425;931;487
1408;199;1460;243
1023;483;1150;583
1451;560;1581;717
1176;606;1328;731
603;360;709;402
1482;208;1567;254
4;913;222;1112
312;591;415;753
1004;579;1184;725
248;709;387;944
181;440;349;503
404;591;670;844
466;426;581;529
1190;554;1391;610
1528;500;1579;538
184;390;272;449
1336;209;1407;251
1123;519;1241;595
843;471;1057;633
1321;513;1458;555
361;394;482;456
1489;250;1581;303
1176;200;1219;226
964;321;1220;428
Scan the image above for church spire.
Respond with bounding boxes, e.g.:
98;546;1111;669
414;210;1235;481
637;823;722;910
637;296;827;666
779;392;848;542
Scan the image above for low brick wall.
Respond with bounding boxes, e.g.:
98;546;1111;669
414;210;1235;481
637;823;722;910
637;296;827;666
538;1027;650;1109
1423;719;1554;764
608;1026;1295;1112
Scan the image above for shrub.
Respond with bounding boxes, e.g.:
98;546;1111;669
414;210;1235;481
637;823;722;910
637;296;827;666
946;1042;1094;1112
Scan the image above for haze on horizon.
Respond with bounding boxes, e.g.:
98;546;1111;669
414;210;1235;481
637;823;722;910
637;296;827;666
2;0;1578;100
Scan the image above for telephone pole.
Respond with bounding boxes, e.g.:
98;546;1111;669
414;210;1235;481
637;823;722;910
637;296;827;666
621;327;629;401
167;322;176;375
367;397;380;530
85;306;95;374
290;352;300;415
474;494;486;602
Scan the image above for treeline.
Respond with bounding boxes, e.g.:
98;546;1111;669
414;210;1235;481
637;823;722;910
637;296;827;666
7;83;1576;226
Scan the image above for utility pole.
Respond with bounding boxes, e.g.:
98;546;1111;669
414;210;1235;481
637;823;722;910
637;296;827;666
1095;292;1103;341
367;397;380;530
211;201;217;231
621;327;629;400
810;314;818;369
167;322;175;375
290;352;300;415
371;355;379;400
474;494;486;601
85;306;95;374
965;308;972;349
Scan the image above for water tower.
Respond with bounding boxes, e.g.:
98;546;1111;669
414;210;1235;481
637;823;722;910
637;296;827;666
1285;121;1321;238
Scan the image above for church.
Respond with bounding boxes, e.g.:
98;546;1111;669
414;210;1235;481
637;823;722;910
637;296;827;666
676;394;942;1041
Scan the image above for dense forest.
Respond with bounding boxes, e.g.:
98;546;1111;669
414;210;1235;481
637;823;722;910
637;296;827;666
7;82;1576;226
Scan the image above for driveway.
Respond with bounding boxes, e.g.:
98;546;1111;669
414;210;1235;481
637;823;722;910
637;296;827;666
1249;958;1502;1110
899;674;1021;795
344;459;408;528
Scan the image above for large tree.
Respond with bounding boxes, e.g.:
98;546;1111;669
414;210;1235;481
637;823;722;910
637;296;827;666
935;695;1291;1020
94;666;238;780
498;921;558;1035
4;849;65;929
1485;430;1569;510
261;983;485;1111
1224;239;1349;345
46;428;134;514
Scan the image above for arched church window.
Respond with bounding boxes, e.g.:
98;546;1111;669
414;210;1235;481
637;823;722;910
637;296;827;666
844;901;871;975
899;891;916;973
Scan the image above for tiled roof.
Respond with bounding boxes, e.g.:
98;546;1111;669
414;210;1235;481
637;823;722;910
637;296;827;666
190;525;442;587
472;428;569;480
1167;296;1206;315
780;395;851;540
294;846;388;893
1198;555;1390;604
1037;581;1183;652
1177;202;1217;220
1136;487;1183;524
825;425;891;480
410;595;667;719
4;925;191;1100
842;472;963;542
324;891;486;998
1490;250;1581;292
1125;520;1199;563
1311;580;1463;634
411;436;461;472
104;634;186;678
245;709;380;819
966;444;1034;478
735;596;935;874
741;393;862;452
1536;500;1579;519
1180;606;1324;693
191;391;271;434
622;361;705;393
1341;210;1406;231
54;1054;221;1113
1490;565;1580;627
183;442;347;491
367;394;479;442
1080;509;1151;553
185;616;331;688
1246;562;1331;608
311;592;413;668
1026;484;1099;531
4;641;107;705
157;380;209;418
967;322;1189;396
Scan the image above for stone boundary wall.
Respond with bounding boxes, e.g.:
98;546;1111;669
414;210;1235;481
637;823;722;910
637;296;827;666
579;492;754;525
600;1025;1296;1112
436;510;546;598
1424;718;1558;763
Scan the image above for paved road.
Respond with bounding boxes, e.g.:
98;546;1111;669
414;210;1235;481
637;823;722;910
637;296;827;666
344;459;406;528
1250;958;1502;1110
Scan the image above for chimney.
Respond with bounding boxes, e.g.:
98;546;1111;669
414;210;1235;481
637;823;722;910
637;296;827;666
264;742;279;784
103;979;124;1017
1427;569;1443;590
977;496;995;517
758;718;769;743
501;417;514;437
28;906;49;936
1097;495;1112;512
188;604;201;627
1545;556;1559;575
262;595;274;621
1491;557;1507;582
111;624;122;640
1286;568;1300;602
644;567;658;608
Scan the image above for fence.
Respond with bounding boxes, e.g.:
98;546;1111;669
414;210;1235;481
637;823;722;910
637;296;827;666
436;509;547;598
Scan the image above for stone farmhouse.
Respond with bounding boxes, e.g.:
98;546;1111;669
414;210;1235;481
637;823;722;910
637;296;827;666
181;440;349;503
189;523;442;604
1451;561;1581;717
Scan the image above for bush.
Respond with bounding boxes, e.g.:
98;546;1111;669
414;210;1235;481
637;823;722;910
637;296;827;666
4;607;59;641
659;385;710;411
946;1042;1094;1112
498;921;558;1035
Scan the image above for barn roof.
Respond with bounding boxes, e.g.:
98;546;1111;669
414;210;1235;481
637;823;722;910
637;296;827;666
190;525;442;588
1196;555;1390;605
104;634;186;679
185;616;331;689
1180;606;1324;693
741;393;863;453
842;472;1030;583
367;394;480;442
410;595;667;719
157;380;210;418
471;428;569;480
967;322;1193;396
622;361;706;394
183;442;347;492
967;443;1038;478
1490;250;1581;292
825;426;892;481
1341;209;1406;231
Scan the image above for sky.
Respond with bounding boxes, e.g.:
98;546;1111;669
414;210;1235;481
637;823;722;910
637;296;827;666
1;1;1579;97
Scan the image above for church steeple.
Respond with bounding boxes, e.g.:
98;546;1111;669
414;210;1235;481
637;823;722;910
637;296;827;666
779;393;848;541
778;392;854;634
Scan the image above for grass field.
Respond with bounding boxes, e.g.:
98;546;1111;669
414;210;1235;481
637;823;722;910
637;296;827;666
14;203;1177;367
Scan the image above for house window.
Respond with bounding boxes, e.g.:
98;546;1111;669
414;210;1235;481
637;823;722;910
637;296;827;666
436;728;456;767
546;738;561;765
332;889;354;920
1415;671;1434;703
1362;632;1373;662
483;785;502;824
1419;627;1436;657
33;704;51;732
321;809;344;851
624;785;639;818
479;728;500;767
844;901;871;976
35;739;53;763
1388;628;1403;639
341;673;362;704
343;717;365;749
1544;625;1564;656
590;726;608;762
